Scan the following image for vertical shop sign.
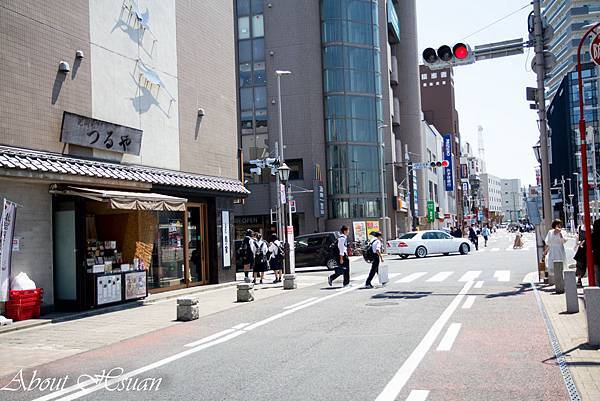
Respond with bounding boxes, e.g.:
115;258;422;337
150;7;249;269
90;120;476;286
313;180;325;217
427;201;436;223
222;211;231;268
443;134;454;191
0;199;17;302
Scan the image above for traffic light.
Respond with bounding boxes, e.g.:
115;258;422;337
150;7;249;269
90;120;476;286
422;43;475;70
429;160;450;169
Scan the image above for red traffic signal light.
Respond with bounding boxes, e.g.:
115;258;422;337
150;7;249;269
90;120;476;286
453;43;469;60
429;160;450;168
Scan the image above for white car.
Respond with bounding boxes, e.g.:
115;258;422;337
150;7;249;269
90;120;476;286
387;230;471;259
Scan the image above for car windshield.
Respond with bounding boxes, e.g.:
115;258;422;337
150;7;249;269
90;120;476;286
398;233;417;239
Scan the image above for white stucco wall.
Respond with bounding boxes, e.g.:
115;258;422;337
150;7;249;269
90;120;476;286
89;0;180;170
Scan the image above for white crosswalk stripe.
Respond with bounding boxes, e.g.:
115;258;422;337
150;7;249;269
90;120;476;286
494;270;511;282
490;248;500;252
459;271;482;282
426;271;454;282
395;272;427;283
405;390;430;401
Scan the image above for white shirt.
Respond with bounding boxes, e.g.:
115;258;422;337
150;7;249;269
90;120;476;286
338;234;348;256
371;238;381;253
268;240;282;258
255;239;268;255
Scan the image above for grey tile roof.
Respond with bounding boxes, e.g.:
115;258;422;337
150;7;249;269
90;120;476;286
0;146;249;196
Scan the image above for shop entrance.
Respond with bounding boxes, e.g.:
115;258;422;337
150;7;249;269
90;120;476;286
186;204;209;286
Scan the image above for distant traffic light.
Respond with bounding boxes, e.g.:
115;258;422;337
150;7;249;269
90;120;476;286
422;43;475;70
430;160;450;168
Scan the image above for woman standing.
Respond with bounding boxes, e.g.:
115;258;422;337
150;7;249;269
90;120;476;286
268;234;284;284
544;219;568;280
574;225;587;286
252;234;269;284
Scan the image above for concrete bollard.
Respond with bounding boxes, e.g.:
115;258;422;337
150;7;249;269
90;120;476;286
176;297;199;321
585;287;600;346
564;269;579;313
554;261;565;294
237;283;254;302
283;274;297;290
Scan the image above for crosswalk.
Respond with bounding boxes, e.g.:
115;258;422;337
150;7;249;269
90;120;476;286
392;270;512;284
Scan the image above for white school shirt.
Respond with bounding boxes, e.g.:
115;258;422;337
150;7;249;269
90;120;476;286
338;234;348;256
268;240;282;259
256;240;268;255
371;238;382;253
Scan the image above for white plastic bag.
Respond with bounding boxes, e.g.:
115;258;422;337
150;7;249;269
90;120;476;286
378;264;389;285
11;272;36;290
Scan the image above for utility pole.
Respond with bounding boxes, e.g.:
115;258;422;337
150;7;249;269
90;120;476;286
378;124;389;249
533;0;553;234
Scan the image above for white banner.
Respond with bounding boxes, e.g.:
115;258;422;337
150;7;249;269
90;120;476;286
222;211;231;268
0;199;17;302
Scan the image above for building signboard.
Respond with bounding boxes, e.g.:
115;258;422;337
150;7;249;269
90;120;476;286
313;181;325;218
60;112;143;156
443;134;454;191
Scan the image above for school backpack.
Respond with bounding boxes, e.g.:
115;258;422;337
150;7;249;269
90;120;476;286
363;240;376;263
275;242;285;261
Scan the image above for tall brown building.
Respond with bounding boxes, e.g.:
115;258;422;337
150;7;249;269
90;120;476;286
419;64;463;222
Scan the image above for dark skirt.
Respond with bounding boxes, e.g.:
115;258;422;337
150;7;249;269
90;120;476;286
253;261;268;273
270;258;283;271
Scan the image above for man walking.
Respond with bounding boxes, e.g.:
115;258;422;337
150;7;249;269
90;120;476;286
364;232;384;289
482;224;491;247
328;225;350;287
469;225;479;251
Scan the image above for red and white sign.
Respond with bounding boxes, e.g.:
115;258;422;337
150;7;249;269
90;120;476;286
590;34;600;66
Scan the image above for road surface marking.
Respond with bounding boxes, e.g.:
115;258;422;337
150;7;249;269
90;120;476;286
494;270;511;282
437;323;462;351
232;323;250;330
396;272;427;283
462;295;476;309
284;297;318;309
521;271;538;284
184;329;237;347
406;390;430;401
374;281;474;401
459;271;481;282
474;280;484;289
505;247;514;251
389;273;402;279
491;248;500;252
426;272;453;282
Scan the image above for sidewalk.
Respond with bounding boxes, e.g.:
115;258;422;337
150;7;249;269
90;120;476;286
0;270;329;378
538;280;600;401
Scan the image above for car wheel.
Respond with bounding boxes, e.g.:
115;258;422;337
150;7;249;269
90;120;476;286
459;243;470;255
400;255;409;259
415;246;427;258
326;258;338;270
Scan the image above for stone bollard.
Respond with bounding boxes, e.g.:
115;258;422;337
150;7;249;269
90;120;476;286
177;297;199;321
554;261;565;294
283;274;297;290
584;287;600;346
237;283;254;302
564;269;579;313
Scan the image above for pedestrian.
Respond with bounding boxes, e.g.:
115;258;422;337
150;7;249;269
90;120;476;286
574;224;587;287
513;232;524;249
240;230;255;283
328;225;350;287
544;219;567;280
269;234;284;284
468;225;479;251
364;232;384;289
481;224;491;247
252;233;269;284
452;226;462;238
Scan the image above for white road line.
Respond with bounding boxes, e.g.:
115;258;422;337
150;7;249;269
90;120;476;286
437;323;462;351
494;270;511;282
458;271;481;282
522;271;538;284
474;280;484;289
462;295;476;309
232;323;250;330
406;390;430;401
284;297;318;310
395;272;427;283
375;281;474;401
184;329;236;347
491;248;500;252
505;247;514;251
426;271;453;282
389;273;402;279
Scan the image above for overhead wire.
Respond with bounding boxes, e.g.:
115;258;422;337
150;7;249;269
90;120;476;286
459;2;532;41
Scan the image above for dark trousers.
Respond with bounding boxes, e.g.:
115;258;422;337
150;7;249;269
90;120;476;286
470;237;479;250
329;256;350;286
366;257;380;286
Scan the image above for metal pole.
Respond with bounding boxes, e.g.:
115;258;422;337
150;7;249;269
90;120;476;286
576;22;599;286
561;176;567;225
404;144;412;232
274;142;283;241
533;0;553;234
379;125;387;249
277;74;285;161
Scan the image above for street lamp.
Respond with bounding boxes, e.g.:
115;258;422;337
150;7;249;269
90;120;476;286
277;162;295;289
533;143;541;164
378;124;388;249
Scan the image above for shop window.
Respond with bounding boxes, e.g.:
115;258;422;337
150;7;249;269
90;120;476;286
287;159;304;180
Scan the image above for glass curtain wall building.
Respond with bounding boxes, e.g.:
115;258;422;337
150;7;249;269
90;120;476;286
237;0;268;183
321;0;384;220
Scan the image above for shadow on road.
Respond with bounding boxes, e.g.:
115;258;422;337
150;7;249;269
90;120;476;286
485;284;533;299
371;291;432;300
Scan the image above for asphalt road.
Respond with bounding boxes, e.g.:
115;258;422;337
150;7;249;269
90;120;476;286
1;231;572;401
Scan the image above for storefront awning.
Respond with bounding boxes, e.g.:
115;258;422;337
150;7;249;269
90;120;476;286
59;187;187;211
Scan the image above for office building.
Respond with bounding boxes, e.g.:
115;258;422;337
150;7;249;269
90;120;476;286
480;173;503;223
0;1;246;311
501;179;525;222
233;0;423;238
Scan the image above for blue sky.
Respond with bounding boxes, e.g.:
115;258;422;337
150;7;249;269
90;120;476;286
416;0;538;185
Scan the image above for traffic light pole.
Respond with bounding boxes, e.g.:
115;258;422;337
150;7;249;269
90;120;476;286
533;0;553;268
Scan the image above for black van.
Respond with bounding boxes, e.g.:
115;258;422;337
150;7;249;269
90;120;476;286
294;232;340;270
